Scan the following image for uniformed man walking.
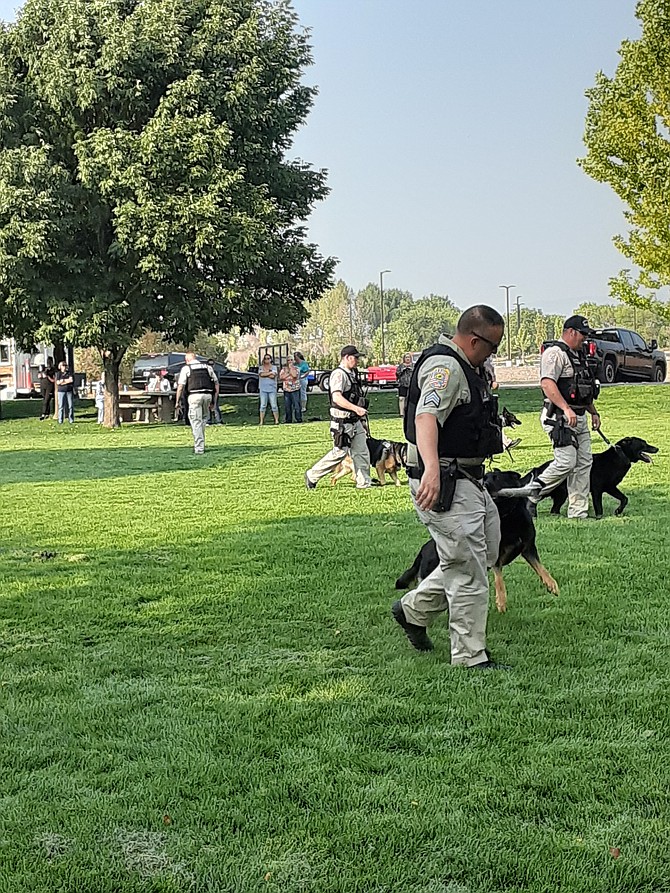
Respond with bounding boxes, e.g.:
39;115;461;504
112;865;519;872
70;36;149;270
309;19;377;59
528;315;601;519
392;306;505;668
305;345;371;489
175;352;219;455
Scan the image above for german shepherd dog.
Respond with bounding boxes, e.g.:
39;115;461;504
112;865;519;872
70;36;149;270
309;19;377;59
395;469;558;612
525;435;658;518
501;406;521;429
331;436;408;487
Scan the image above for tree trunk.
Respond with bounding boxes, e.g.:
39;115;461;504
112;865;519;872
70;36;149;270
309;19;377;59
101;348;125;428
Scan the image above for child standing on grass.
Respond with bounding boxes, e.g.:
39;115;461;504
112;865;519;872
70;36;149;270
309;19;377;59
94;377;105;424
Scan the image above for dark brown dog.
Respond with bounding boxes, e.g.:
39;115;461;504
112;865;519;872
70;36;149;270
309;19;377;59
331;436;407;487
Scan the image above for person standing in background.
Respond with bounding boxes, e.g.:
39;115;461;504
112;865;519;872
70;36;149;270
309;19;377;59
94;375;105;424
279;357;302;423
396;352;414;418
294;351;310;416
38;357;56;420
56;360;75;424
258;353;280;425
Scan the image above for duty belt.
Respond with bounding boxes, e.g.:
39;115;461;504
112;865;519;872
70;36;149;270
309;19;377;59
407;462;484;481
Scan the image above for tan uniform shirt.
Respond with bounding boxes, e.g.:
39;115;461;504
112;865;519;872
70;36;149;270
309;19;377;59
407;335;480;467
540;340;574;384
329;364;359;420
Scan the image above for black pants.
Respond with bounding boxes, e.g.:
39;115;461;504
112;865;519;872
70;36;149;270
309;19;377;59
41;390;54;418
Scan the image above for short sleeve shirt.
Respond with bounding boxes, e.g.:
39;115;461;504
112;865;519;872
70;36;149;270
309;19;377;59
329;364;357;419
540;341;574;383
177;362;218;388
415;335;472;425
280;366;301;392
407;335;474;466
259;365;278;393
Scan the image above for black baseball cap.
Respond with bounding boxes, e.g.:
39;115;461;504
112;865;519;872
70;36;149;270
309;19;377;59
340;345;360;357
563;315;595;336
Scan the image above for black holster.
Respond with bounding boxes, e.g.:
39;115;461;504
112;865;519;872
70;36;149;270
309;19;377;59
333;423;351;449
434;461;458;513
547;416;577;448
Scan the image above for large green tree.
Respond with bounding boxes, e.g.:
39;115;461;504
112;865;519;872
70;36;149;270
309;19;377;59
581;0;670;322
0;0;334;424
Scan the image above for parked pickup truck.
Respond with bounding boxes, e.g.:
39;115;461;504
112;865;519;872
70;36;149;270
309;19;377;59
588;328;666;384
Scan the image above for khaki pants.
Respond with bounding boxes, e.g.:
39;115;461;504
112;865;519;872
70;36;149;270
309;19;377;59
401;477;500;666
398;395;407;418
538;410;592;518
306;420;371;488
188;393;212;453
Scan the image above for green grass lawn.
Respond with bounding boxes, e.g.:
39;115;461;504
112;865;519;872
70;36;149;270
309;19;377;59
1;386;669;892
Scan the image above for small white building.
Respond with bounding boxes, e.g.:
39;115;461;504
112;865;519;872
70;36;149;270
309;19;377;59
0;338;53;399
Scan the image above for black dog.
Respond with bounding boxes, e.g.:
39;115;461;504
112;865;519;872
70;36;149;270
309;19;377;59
395;469;558;612
501;406;521;429
526;436;658;518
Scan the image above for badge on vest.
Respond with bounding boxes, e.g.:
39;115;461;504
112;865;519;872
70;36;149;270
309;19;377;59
426;367;450;390
423;390;441;408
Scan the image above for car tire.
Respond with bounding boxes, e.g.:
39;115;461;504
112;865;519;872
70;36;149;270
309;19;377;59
602;359;616;384
243;379;258;395
319;373;330;392
654;364;666;383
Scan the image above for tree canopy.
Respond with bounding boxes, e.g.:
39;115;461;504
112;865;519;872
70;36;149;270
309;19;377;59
0;0;334;422
580;0;670;322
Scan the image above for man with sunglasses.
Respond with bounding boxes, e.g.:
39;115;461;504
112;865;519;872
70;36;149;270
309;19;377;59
392;306;506;669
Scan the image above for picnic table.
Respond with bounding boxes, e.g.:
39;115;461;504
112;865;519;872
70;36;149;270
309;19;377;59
118;391;176;423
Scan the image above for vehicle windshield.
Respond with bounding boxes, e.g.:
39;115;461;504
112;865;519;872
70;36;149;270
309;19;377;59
134;355;171;371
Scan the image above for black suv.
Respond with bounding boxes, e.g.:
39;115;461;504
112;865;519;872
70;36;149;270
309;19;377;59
131;353;259;394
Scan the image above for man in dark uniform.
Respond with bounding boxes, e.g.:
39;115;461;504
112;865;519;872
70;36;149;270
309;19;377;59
392;305;506;668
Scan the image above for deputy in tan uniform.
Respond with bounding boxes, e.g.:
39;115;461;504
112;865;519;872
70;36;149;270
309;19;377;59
392;305;505;669
305;345;371;489
528;315;601;519
175;352;219;455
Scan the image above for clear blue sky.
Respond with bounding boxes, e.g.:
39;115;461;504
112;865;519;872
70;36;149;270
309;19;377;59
0;0;641;317
290;0;641;316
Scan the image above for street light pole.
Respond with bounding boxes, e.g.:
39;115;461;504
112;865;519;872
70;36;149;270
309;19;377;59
380;270;391;363
499;284;516;360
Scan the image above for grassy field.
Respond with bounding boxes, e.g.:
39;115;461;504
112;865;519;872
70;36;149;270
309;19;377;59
1;386;669;893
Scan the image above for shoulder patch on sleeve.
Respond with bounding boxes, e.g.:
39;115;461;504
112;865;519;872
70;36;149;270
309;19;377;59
426;367;450;390
423;390;441;408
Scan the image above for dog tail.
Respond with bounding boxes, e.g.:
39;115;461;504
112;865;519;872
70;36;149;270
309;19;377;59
395;552;422;590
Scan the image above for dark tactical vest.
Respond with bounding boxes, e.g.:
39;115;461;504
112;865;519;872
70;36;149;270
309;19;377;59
542;341;599;411
185;364;215;395
404;344;503;459
329;367;365;423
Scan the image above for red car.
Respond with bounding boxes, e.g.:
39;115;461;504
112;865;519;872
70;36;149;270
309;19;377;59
364;352;421;389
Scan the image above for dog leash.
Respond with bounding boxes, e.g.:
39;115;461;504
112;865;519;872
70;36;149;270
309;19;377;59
595;428;612;446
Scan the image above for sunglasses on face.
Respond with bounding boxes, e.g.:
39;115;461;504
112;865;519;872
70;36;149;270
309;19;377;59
471;331;501;354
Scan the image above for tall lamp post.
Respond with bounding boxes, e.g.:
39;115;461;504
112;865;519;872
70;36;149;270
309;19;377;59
499;284;516;360
380;269;391;363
